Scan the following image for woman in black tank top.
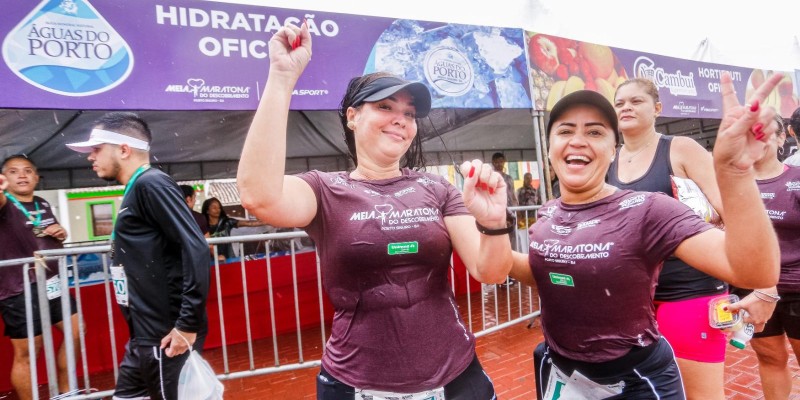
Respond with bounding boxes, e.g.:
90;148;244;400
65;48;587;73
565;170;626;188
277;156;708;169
612;79;729;399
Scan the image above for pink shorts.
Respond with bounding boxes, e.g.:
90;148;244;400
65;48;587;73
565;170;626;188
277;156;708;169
654;294;727;363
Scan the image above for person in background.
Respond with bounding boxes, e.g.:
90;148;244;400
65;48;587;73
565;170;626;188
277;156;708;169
0;155;79;400
517;172;540;207
728;114;800;399
201;197;265;261
180;184;209;237
236;21;511;398
487;74;781;398
782;107;800;166
492;152;519;252
66;112;209;400
608;78;728;399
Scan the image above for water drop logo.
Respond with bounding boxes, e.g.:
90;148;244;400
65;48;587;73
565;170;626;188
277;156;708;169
2;0;134;96
423;47;474;97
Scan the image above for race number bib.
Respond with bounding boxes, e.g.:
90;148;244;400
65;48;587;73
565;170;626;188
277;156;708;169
45;275;62;300
110;265;129;306
543;361;624;399
355;387;445;400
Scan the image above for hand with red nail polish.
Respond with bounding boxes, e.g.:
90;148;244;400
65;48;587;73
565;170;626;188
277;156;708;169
715;72;783;171
459;160;508;231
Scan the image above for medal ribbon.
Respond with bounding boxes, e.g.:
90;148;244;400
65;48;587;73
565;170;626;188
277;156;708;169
111;164;150;241
4;192;41;228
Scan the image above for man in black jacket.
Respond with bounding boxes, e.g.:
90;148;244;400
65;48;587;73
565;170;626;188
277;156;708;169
67;112;209;400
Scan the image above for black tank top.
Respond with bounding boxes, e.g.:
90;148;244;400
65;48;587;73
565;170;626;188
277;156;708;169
608;135;726;301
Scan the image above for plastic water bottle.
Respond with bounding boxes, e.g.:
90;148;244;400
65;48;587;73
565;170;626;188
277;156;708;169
729;312;755;349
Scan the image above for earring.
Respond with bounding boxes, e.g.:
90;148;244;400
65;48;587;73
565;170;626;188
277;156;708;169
610;156;615;162
347;121;355;130
779;146;785;156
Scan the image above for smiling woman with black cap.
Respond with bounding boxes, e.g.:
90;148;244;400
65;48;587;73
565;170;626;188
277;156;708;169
237;22;512;398
457;74;784;398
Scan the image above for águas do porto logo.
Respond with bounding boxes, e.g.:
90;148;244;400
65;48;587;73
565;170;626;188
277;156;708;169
3;0;134;96
423;46;474;97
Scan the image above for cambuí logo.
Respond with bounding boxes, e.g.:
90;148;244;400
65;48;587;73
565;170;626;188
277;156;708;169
3;0;134;96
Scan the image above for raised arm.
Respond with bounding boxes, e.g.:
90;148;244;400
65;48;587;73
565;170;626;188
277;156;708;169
674;72;782;289
446;160;513;284
671;136;725;219
237;22;317;228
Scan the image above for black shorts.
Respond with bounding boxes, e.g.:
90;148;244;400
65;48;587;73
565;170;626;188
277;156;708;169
0;286;77;339
316;354;496;399
753;292;800;340
534;338;685;400
114;336;206;400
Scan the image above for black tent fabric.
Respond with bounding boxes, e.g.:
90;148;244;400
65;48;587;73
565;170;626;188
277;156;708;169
0;108;539;189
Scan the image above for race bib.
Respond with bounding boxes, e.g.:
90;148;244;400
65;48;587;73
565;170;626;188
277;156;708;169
543;361;624;399
45;275;62;300
355;387;445;400
110;265;129;306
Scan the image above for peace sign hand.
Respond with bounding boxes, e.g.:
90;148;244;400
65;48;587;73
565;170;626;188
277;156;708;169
714;72;783;172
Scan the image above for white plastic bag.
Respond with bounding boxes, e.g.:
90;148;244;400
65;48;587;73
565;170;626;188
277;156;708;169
175;332;224;400
670;175;722;226
178;350;224;400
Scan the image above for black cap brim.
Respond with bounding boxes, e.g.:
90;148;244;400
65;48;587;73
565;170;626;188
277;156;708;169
547;90;619;144
354;77;432;118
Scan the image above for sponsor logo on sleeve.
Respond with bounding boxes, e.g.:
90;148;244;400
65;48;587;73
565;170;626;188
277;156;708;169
619;194;646;210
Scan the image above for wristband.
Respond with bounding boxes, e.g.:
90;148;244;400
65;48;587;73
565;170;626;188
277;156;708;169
753;290;781;303
475;221;514;235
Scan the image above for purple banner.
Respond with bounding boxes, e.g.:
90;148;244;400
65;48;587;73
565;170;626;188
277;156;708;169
525;32;799;118
1;0;530;111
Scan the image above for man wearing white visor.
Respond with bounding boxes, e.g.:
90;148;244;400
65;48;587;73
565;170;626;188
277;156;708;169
66;112;209;400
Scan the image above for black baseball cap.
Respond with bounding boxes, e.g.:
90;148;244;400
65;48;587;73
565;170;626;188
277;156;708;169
546;90;620;145
351;76;432;118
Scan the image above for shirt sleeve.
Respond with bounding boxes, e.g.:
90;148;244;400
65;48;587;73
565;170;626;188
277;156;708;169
295;170;324;239
438;175;469;217
640;192;714;263
138;175;209;333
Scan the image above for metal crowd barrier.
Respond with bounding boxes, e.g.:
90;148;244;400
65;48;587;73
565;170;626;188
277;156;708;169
2;206;540;399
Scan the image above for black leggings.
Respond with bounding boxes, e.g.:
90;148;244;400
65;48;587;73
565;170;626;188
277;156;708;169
316;355;496;399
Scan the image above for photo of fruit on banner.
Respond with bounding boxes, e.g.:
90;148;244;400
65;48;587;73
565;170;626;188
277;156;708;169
746;69;799;117
526;31;629;110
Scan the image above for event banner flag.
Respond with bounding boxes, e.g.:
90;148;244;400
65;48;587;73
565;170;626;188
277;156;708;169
525;31;799;118
1;0;530;110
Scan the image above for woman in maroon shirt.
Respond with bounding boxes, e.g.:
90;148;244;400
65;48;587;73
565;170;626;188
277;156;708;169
459;74;783;398
728;114;800;398
237;22;513;399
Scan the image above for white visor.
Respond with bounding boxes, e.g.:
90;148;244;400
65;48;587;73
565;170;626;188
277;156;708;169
66;129;150;153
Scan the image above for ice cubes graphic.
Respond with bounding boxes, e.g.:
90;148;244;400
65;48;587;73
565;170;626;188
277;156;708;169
2;0;134;96
370;20;531;109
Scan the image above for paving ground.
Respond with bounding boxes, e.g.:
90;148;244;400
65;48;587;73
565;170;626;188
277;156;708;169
2;284;799;399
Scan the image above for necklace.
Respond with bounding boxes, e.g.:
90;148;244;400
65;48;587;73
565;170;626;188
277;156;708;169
623;133;659;163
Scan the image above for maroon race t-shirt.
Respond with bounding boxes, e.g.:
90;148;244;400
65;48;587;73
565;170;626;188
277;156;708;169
0;196;64;301
298;169;474;392
529;190;711;362
757;166;800;294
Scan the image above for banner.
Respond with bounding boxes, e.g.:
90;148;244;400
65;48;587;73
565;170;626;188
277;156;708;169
1;0;531;110
525;32;799;118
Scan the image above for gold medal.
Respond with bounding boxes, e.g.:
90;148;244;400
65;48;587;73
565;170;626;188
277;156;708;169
32;225;47;237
